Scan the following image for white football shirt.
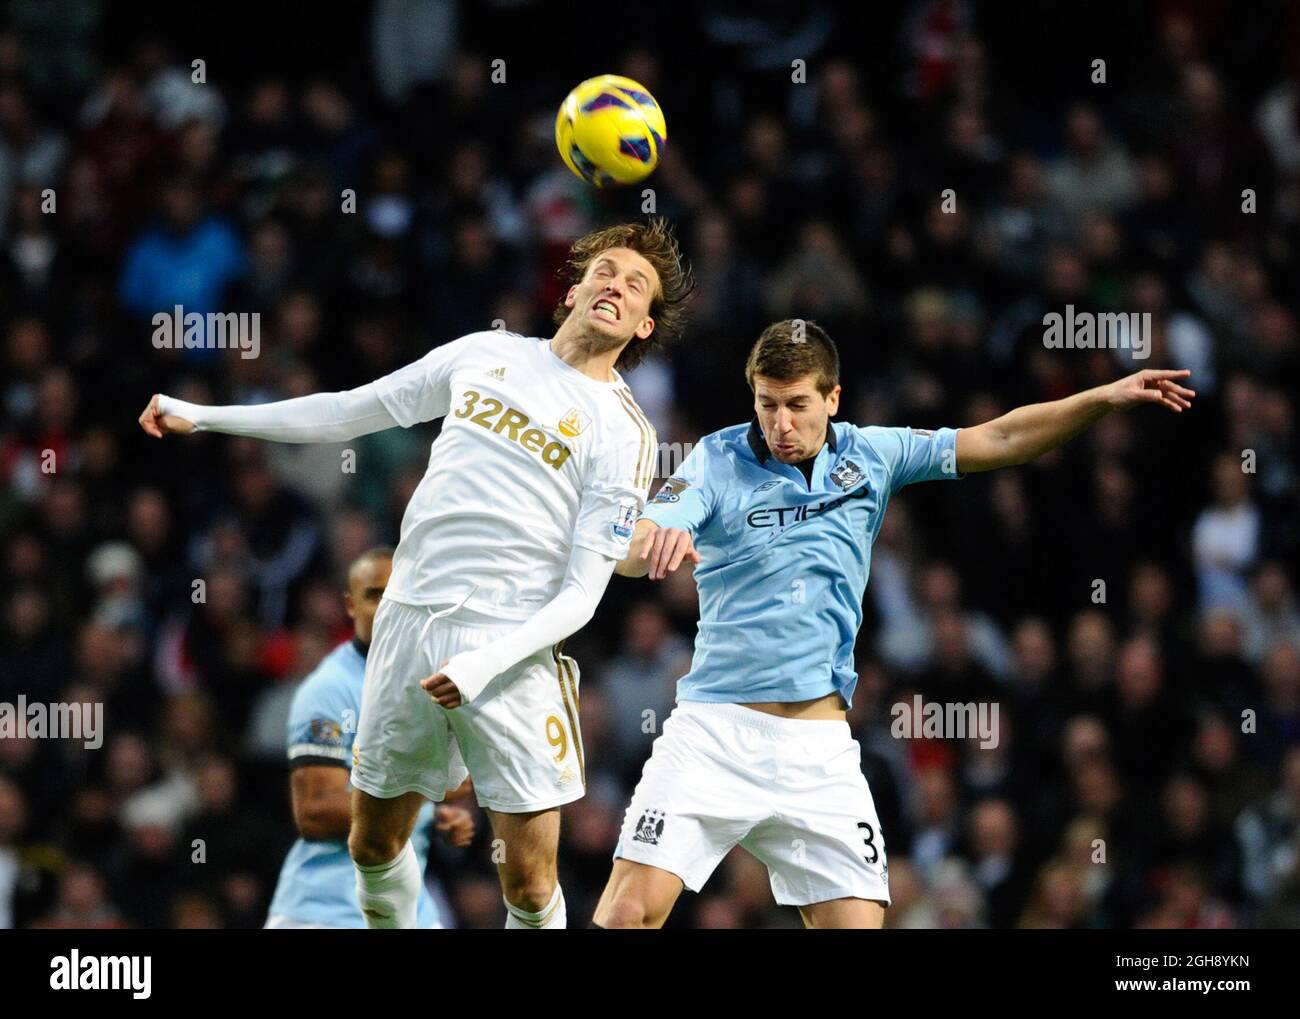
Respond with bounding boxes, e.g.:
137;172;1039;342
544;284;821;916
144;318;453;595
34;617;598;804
374;331;656;619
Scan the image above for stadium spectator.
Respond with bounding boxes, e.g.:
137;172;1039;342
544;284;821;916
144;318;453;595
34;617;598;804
0;4;1295;928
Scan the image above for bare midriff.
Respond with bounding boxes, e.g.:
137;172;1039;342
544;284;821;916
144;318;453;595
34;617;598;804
741;690;846;720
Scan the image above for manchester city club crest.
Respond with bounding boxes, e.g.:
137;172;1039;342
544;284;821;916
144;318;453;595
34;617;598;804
830;458;864;490
632;808;666;845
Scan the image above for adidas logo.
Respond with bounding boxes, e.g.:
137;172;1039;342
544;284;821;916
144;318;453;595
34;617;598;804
486;366;506;379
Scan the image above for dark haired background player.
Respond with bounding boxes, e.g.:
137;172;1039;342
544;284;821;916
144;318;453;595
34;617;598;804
595;319;1195;929
265;547;475;929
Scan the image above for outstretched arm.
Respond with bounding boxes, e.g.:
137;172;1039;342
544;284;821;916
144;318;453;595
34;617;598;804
138;332;483;442
138;385;400;443
956;369;1195;473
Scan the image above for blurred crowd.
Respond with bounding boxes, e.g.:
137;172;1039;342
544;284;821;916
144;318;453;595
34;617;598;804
1;0;1299;928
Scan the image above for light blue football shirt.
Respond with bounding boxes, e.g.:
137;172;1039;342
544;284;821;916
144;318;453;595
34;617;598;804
643;419;961;708
267;639;440;928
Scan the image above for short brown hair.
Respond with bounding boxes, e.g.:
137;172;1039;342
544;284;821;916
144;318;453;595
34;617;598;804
553;217;695;371
745;319;840;395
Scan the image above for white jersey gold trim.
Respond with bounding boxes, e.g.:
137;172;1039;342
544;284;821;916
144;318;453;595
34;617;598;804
374;331;652;620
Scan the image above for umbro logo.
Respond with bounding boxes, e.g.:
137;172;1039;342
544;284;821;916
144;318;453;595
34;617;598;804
486;366;506;379
632;809;666;845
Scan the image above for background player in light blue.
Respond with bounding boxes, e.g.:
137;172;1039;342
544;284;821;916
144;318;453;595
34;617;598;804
594;319;1196;929
265;547;475;929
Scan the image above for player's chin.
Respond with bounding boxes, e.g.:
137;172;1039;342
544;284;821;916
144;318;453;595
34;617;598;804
585;313;625;337
588;320;636;351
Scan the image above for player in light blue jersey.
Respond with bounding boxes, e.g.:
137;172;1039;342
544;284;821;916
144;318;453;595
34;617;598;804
593;319;1196;929
266;548;475;928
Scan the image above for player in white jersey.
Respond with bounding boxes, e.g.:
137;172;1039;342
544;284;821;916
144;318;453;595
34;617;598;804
138;219;694;929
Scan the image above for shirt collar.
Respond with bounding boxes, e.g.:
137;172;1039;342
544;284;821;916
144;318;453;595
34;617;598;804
351;635;370;659
746;418;837;466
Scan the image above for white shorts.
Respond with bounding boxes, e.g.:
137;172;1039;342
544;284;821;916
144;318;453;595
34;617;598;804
351;598;585;813
614;701;890;907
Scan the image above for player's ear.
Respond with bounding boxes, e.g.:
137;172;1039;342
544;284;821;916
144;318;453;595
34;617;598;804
564;284;579;310
635;316;655;340
344;592;356;621
826;385;841;417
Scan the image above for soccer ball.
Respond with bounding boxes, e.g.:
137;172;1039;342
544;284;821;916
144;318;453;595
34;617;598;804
555;74;666;188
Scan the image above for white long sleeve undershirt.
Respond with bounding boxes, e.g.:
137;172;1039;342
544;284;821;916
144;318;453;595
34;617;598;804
158;386;398;443
159;386;617;704
440;544;616;702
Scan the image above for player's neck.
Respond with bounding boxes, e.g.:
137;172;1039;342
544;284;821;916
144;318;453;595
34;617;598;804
550;325;623;383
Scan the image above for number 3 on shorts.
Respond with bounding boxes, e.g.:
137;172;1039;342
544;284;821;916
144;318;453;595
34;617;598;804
545;714;568;762
858;820;881;865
